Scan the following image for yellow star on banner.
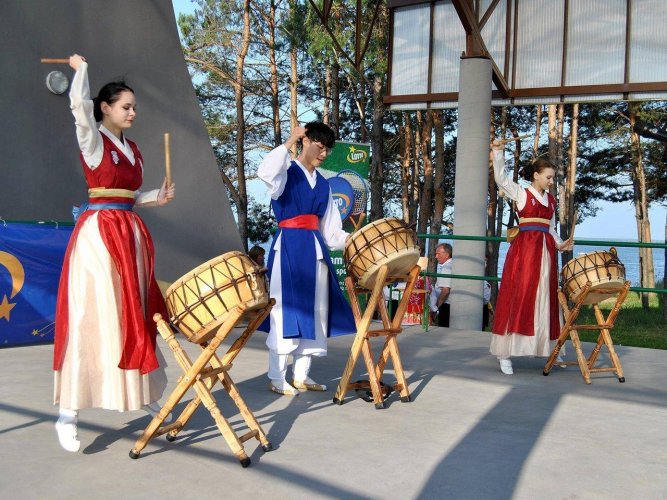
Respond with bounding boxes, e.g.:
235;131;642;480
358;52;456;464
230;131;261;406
0;295;17;321
32;329;39;336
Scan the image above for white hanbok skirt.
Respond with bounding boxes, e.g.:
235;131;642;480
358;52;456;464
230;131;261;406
54;213;167;411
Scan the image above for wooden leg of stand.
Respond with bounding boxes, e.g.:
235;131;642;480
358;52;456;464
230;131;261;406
387;335;410;401
131;315;196;457
361;337;384;409
191;376;250;466
209;352;272;451
333;266;388;405
544;286;589;375
545;290;574;373
378;297;392;329
593;304;625;382
569;328;592;384
345;276;363;324
376;337;391;379
167;395;202;441
587;331;606;369
222;371;272;450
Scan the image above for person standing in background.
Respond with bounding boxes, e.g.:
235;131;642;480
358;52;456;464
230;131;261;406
430;243;453;327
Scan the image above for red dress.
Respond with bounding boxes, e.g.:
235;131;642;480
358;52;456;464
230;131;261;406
53;132;167;411
492;189;559;340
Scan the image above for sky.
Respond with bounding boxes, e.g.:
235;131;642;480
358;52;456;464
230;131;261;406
170;0;666;242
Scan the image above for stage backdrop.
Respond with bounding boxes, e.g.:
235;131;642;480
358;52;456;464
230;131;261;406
0;0;243;286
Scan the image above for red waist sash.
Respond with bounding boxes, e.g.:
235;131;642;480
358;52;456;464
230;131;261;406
278;214;319;230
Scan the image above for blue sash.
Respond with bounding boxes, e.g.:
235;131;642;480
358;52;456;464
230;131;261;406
519;225;549;234
72;202;133;222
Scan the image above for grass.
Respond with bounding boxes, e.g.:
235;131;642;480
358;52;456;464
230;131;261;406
574;292;667;350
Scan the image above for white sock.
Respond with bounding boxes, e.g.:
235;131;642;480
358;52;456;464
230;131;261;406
58;408;78;425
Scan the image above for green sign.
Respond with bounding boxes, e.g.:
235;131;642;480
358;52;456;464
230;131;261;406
321;141;371;294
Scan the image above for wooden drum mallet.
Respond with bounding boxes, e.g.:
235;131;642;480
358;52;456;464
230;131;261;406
164;132;172;186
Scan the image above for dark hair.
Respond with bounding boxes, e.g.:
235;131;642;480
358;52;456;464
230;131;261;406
519;157;556;182
305;122;336;149
93;81;134;122
248;245;265;264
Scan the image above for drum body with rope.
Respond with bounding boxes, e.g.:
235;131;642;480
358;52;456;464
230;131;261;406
165;251;269;343
344;217;420;289
561;248;626;305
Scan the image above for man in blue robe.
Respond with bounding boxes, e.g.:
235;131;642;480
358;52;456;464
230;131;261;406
258;122;356;396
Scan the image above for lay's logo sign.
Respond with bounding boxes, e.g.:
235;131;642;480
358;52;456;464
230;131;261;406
346;145;368;164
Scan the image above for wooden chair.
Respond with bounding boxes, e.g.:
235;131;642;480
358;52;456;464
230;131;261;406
543;282;630;384
333;264;420;409
129;300;275;467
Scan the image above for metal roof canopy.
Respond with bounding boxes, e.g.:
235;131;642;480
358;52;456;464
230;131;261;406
386;0;667;109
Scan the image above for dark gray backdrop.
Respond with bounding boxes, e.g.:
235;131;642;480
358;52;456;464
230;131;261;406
0;0;243;282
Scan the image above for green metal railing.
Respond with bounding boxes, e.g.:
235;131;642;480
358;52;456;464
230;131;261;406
417;232;667;294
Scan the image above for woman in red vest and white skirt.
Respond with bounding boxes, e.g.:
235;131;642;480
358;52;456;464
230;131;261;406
53;54;175;452
490;140;573;375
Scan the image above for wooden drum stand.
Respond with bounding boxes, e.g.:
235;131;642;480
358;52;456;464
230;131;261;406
543;282;630;384
129;300;275;467
333;264;420;409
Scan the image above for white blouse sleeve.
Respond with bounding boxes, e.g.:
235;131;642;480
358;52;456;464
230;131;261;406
135;189;160;207
550;213;564;248
493;149;526;210
258;144;291;200
319;189;349;250
69;62;103;169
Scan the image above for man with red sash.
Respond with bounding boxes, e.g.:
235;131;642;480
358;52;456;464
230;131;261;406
258;123;356;396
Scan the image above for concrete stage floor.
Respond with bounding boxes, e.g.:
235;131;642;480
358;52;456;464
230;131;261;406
1;325;666;499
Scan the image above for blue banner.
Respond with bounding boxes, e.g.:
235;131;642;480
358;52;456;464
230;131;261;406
0;222;73;347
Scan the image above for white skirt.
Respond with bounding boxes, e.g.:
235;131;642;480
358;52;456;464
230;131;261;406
54;213;167;411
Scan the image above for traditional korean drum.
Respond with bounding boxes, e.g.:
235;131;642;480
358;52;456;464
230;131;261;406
561;248;626;304
165;251;269;343
344;217;420;289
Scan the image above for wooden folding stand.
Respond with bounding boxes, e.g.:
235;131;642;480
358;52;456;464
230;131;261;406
129;300;275;468
543;282;631;384
333;264;420;409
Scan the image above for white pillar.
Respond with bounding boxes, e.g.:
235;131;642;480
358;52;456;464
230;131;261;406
449;56;492;330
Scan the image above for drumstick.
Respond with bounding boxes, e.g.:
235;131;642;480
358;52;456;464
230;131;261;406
568;209;578;242
496;134;531;145
41;58;69;64
351;212;365;232
164;133;172;186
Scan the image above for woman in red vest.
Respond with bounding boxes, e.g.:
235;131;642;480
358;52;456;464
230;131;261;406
53;54;175;452
490;140;573;375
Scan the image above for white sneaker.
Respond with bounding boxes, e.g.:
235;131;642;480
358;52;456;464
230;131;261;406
499;358;514;375
55;420;80;452
556;355;567;368
143;402;173;423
